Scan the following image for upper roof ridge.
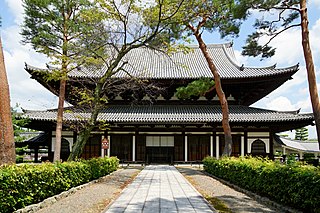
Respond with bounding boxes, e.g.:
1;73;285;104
181;42;233;49
221;43;240;69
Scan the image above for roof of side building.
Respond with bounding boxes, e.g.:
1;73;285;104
274;135;320;153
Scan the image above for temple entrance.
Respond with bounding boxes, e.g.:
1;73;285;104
110;135;133;161
146;136;174;164
146;147;174;164
188;135;210;161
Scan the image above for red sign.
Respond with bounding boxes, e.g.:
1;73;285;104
101;138;109;149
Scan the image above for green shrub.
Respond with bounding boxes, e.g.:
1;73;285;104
203;156;320;213
0;157;119;213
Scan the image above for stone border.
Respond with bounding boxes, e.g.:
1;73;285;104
203;171;302;213
14;169;122;213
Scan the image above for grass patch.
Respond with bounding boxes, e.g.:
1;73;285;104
205;196;232;213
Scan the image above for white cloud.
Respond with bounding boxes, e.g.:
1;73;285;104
233;50;248;65
310;19;320;57
2;23;55;110
264;96;296;111
259;29;302;66
310;0;320;8
295;99;312;112
5;0;24;25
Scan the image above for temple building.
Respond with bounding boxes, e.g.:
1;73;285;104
22;43;314;163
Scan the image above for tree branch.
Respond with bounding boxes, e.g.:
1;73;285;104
262;23;301;47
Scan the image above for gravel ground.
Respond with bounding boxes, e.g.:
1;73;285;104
35;167;142;213
177;166;283;213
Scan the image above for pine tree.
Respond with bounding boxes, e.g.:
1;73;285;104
21;0;105;161
151;0;251;156
242;0;320;148
295;127;308;141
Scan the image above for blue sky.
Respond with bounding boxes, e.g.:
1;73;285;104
1;0;320;139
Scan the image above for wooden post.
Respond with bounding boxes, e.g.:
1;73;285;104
107;135;111;157
132;135;136;162
241;135;244;157
34;147;39;163
101;135;105;157
216;136;219;159
184;135;188;162
244;130;248;156
210;135;214;157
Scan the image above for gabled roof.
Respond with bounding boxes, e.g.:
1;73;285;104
15;132;50;148
22;105;313;127
25;43;298;80
274;135;320;153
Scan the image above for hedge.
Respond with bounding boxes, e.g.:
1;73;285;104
203;156;320;213
0;157;119;213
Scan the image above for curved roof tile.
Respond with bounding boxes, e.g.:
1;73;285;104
22;105;313;124
25;43;298;80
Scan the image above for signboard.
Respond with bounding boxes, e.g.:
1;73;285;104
101;137;109;149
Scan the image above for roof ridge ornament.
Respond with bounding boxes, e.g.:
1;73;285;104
277;108;301;115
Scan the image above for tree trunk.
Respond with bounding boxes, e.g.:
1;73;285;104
68;83;103;161
53;78;66;162
194;34;233;156
68;126;93;161
54;14;69;162
300;0;320;148
0;37;16;164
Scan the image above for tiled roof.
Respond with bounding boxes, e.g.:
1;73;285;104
25;43;298;80
274;135;320;153
22;105;313;124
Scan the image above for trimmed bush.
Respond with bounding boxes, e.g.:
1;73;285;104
203;156;320;213
0;157;119;213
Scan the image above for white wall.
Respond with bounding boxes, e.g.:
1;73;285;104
51;131;74;152
247;132;270;153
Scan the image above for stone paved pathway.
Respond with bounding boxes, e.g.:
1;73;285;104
105;165;215;213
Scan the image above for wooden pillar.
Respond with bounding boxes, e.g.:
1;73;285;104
132;135;136;162
244;130;248;155
101;135;105;157
48;131;54;162
34;147;39;163
241;135;244;157
269;132;274;159
299;152;304;160
107;135;111;157
216;136;219;159
210;135;214;157
184;135;188;162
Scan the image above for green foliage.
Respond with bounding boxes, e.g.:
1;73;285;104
203;157;320;212
0;157;119;212
176;78;215;100
21;0;106;78
242;0;301;59
11;105;30;143
12;106;31;163
242;32;275;58
148;0;251;43
295;127;308;141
